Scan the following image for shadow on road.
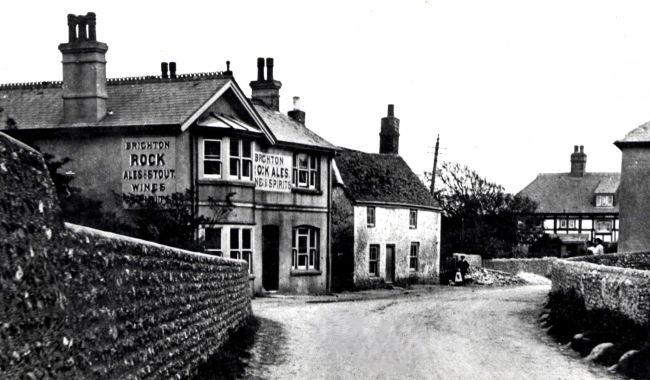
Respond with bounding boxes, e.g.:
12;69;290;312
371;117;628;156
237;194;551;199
193;317;287;379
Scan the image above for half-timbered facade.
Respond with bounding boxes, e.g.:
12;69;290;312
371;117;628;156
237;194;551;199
518;145;619;256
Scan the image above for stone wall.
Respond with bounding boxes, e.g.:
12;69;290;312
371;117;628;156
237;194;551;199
550;255;650;326
568;251;650;270
0;132;252;378
483;257;556;277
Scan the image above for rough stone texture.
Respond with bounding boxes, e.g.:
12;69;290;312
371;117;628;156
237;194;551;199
352;205;440;287
483;257;557;278
0;132;251;379
585;343;616;364
550;255;650;326
568;251;650;270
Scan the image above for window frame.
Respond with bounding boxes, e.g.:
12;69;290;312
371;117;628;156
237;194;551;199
595;219;614;233
367;206;376;228
409;242;419;271
229;227;254;274
409;209;418;229
203;226;223;257
369;244;380;276
202;139;223;179
292;153;320;190
228;138;253;181
596;194;614;208
292;226;320;271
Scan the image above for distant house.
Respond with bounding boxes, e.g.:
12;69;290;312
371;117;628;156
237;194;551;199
331;105;441;290
518;145;619;256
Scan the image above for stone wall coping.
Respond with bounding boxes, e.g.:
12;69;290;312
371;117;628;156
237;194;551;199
65;222;247;265
554;258;650;279
485;257;558;262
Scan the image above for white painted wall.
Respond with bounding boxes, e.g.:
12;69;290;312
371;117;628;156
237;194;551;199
352;205;441;285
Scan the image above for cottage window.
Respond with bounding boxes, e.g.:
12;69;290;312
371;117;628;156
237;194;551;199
230;227;253;274
409;242;419;271
559;219;567;229
596;194;614;207
369;245;379;276
409;209;418;229
367;206;376;227
293;153;319;189
204;227;223;257
229;139;253;181
595;220;614;233
202;139;222;178
292;226;319;270
568;219;576;229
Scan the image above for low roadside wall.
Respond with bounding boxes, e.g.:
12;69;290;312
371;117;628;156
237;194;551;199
483;257;556;278
0;132;252;379
568;251;650;270
550;255;650;326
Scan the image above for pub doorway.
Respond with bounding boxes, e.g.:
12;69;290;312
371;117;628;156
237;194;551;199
262;225;280;291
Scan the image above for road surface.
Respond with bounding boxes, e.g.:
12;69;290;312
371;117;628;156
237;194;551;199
220;285;621;379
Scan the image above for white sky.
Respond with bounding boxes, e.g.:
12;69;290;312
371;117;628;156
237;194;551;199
2;0;650;193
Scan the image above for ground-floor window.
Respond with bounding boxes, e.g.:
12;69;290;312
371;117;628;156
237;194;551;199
369;244;379;276
230;227;253;274
409;242;419;271
292;226;319;270
204;227;223;256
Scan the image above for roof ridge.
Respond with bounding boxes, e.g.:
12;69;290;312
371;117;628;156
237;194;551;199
0;71;233;90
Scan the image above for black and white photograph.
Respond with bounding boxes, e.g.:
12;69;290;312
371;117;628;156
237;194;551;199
1;1;650;379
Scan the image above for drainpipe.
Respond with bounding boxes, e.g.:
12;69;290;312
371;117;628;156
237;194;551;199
327;156;332;293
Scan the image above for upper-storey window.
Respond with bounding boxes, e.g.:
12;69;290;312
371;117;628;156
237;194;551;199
229;138;253;181
367;206;376;227
203;139;222;178
596;194;614;207
409;209;418;229
293;153;319;190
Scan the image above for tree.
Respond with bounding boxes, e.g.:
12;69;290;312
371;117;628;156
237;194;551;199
43;153;231;251
425;162;542;258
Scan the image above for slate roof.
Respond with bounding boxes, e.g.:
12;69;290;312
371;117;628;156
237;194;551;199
617;120;650;144
334;148;439;208
0;74;337;151
0;75;230;129
253;104;337;150
517;172;620;214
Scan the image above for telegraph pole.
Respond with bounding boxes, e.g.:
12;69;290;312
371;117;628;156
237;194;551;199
430;134;439;196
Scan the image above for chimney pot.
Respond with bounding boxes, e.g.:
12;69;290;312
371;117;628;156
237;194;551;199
580;145;584;153
293;96;301;110
570;145;587;177
288;96;306;125
256;57;265;81
574;145;579;152
169;62;177;79
380;104;400;154
266;57;274;81
161;62;169;79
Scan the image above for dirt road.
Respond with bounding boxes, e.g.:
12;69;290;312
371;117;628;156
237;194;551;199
230;285;621;379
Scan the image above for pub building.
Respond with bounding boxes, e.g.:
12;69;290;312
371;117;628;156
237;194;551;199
0;13;338;294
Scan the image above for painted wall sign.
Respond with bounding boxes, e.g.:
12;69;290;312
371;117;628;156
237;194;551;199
121;137;176;196
254;152;292;192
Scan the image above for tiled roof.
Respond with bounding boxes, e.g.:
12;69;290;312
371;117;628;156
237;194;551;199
253;104;337;150
618;120;650;143
518;172;620;214
0;75;230;129
334;148;439;208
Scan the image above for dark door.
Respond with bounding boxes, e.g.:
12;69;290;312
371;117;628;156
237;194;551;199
385;244;396;283
262;225;280;291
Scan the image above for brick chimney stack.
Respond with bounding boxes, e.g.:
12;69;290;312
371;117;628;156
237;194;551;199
570;145;587;177
250;57;282;111
58;12;108;124
379;104;400;154
288;96;306;125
